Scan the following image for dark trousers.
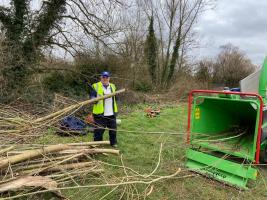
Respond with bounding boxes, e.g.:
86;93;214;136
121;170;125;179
93;115;117;145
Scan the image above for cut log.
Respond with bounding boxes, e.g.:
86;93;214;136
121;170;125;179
0;144;70;169
0;176;57;192
58;148;120;155
68;141;110;146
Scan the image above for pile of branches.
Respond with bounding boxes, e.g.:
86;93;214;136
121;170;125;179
0;142;182;199
0;89;184;199
0;141;119;199
0;89;125;143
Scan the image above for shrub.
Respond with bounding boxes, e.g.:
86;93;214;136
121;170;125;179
134;81;152;92
43;71;87;97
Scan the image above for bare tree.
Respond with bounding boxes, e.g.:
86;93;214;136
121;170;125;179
213;43;255;87
35;0;125;61
0;0;124;94
141;0;209;87
107;0;148;86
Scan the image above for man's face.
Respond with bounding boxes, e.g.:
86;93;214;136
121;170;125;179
100;76;110;85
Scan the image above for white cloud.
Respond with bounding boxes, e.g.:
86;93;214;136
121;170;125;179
193;0;267;65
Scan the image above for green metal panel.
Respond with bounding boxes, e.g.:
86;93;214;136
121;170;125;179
191;96;260;161
186;149;257;189
186;95;261;188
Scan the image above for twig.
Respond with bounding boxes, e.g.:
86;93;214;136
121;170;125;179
2;169;182;200
144;143;162;178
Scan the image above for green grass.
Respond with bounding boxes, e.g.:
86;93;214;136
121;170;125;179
37;103;267;200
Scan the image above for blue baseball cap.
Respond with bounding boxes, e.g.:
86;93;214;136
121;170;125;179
101;71;110;77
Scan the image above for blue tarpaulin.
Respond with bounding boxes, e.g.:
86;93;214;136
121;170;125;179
59;116;88;135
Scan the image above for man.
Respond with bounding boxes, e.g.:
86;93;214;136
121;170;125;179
89;71;118;147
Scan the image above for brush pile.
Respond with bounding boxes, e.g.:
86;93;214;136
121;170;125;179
0;141;119;198
0;90;125;198
0;89;125;143
0;89;183;199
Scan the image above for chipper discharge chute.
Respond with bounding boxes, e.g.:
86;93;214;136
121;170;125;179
186;57;267;189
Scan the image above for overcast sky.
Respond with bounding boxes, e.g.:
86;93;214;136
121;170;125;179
193;0;267;65
1;0;266;65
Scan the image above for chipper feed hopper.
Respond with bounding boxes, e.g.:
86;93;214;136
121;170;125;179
186;57;267;189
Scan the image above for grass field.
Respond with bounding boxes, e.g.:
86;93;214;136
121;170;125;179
37;103;267;200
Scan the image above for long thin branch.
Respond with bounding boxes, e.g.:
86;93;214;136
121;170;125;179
33;88;125;124
2;169;182;200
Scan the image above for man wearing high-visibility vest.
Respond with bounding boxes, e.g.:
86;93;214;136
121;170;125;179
90;71;118;147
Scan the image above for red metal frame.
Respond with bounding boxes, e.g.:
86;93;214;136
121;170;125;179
187;90;264;164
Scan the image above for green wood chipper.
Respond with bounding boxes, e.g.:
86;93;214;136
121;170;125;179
186;57;267;189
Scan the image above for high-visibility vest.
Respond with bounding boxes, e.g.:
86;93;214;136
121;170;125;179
92;81;118;115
